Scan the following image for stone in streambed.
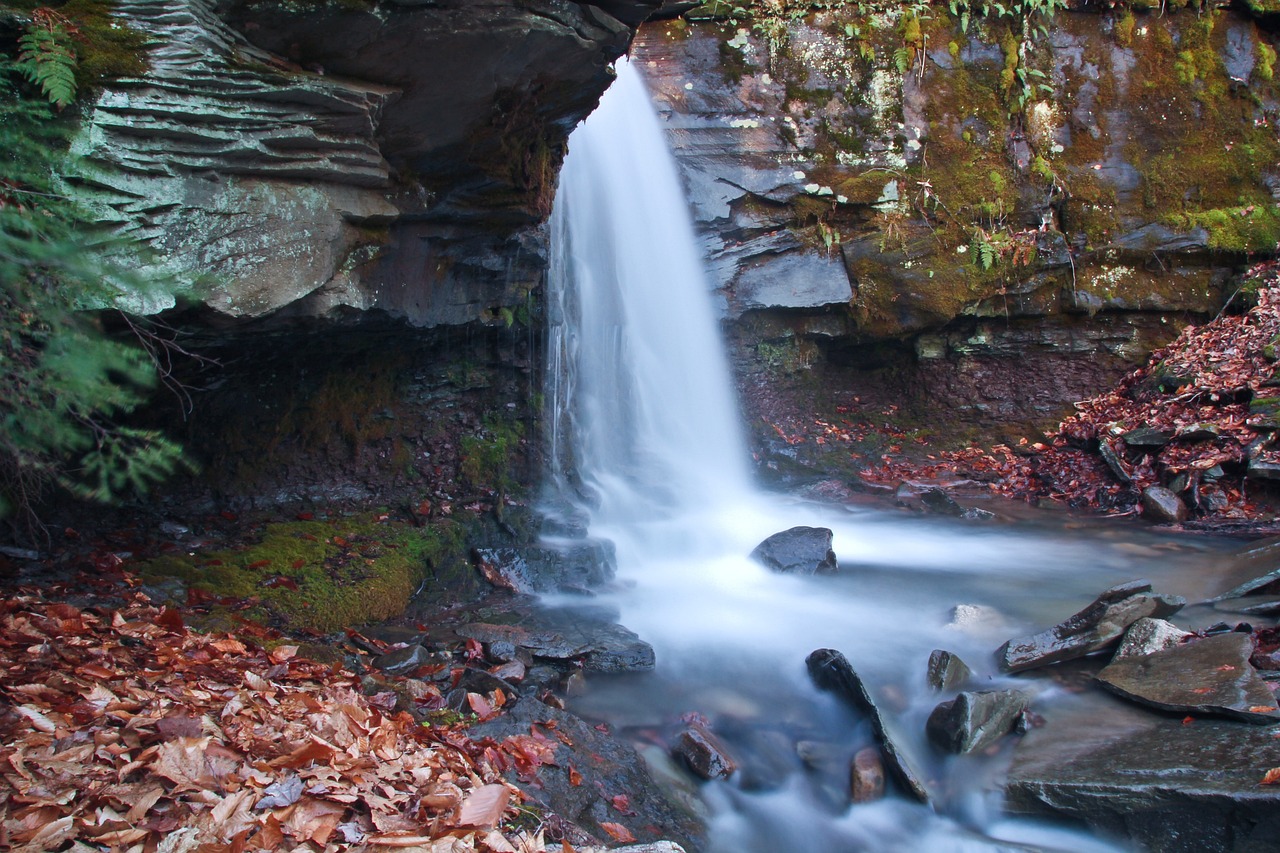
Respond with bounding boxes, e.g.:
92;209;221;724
673;721;737;781
1141;485;1189;523
473;540;617;594
926;649;972;691
750;527;837;575
1112;618;1190;660
850;747;885;803
805;648;931;804
1096;633;1280;723
996;580;1185;673
925;689;1030;755
1213;595;1280;616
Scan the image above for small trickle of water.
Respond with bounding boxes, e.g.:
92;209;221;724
546;58;1195;853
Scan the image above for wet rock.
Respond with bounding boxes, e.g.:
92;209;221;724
849;747;885;803
1247;456;1280;481
469;697;701;849
805;648;931;804
371;644;438;676
1213;595;1280;616
489;660;526;682
920;488;965;516
947;603;1013;639
926;690;1030;755
1122;426;1172;448
1176;423;1221;442
673;722;737;781
473;539;617;594
1140;485;1188;523
1112;618;1190;660
456;617;655;674
1098;440;1132;485
1096;633;1280;724
749;527;838;576
579;844;688;853
1006;694;1280;853
926;649;973;691
996;580;1186;673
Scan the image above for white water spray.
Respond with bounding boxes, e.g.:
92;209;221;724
547;58;1192;852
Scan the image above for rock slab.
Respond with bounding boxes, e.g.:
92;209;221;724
925;690;1030;755
926;649;972;691
1096;632;1280;724
750;527;838;575
805;648;930;804
996;580;1186;673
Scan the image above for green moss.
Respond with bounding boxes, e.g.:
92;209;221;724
140;514;467;633
460;415;522;498
1168;205;1280;253
1114;11;1136;48
1258;41;1277;82
757;337;818;374
10;0;152;86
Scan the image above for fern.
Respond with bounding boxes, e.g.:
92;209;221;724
17;10;79;108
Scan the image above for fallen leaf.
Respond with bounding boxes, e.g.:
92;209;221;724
599;822;637;844
455;783;511;829
1263;767;1280;785
255;774;303;810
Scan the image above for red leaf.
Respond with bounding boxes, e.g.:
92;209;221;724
1262;767;1280;785
568;764;582;787
467;692;494;721
611;794;635;815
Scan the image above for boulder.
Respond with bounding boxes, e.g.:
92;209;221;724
750;527;838;576
1141;486;1189;523
805;648;931;804
925;690;1030;755
926;649;973;692
1096;633;1280;724
473;539;617;594
1112;618;1190;660
996;580;1186;673
1122;427;1172;448
673;722;737;781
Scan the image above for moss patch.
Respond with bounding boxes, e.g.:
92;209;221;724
140;514;468;634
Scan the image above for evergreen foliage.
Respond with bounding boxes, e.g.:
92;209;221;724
0;32;190;532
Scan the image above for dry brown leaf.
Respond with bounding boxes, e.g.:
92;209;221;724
151;737;218;791
1262;767;1280;785
598;822;636;844
455;783;511;829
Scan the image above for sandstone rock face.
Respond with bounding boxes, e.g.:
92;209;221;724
631;7;1279;463
79;0;655;326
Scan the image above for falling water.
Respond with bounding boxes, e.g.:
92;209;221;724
547;58;1222;853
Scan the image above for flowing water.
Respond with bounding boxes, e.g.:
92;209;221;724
545;58;1239;853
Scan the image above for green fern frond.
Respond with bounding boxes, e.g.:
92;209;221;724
17;22;79;108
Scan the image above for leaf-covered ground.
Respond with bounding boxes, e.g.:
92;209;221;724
847;272;1280;527
0;572;572;853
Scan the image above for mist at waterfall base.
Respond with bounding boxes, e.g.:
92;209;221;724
546;59;1220;853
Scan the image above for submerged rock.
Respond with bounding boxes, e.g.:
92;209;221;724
1096;633;1280;723
925;689;1030;755
805;648;931;804
673;722;737;781
996;580;1186;673
750;527;838;575
455;609;654;674
926;649;973;692
849;747;885;803
1213;595;1280;616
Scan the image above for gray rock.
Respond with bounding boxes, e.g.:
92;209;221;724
1122;426;1172;448
1096;633;1280;724
849;747;885;803
1006;693;1280;853
455;612;655;674
1141;486;1188;523
371;644;437;676
996;580;1186;673
1212;595;1280;616
731;251;853;315
925;690;1030;755
750;527;838;576
673;722;737;781
805;648;931;804
1176;423;1222;442
1112;618;1190;660
926;649;973;691
473;539;617;594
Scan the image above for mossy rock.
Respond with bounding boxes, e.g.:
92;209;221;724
139;514;468;634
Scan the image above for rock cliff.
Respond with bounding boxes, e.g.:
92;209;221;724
633;4;1280;472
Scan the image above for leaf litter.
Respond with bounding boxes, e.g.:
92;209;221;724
0;574;564;853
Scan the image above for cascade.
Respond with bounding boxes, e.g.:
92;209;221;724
547;58;1207;852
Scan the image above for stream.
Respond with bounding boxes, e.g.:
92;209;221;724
543;58;1247;852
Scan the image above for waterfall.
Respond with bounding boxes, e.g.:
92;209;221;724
547;58;1144;853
